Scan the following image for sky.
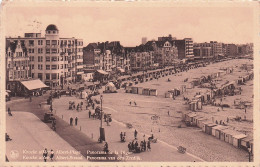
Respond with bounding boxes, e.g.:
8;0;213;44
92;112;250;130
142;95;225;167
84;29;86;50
3;2;255;47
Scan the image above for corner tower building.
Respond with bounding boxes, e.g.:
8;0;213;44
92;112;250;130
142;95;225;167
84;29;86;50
6;24;84;88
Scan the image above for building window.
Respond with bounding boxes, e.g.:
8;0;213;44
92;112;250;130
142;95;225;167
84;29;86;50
51;56;58;61
46;73;50;80
46;65;50;70
46;49;50;54
46;40;50;46
38;40;43;45
51;49;57;53
51;73;57;80
29;56;34;61
46;56;50;62
38;64;43;70
38;48;43;54
38;73;43;80
38;56;43;62
52;40;57;46
60;64;63;69
31;73;34;78
51;65;57;70
29;40;34;46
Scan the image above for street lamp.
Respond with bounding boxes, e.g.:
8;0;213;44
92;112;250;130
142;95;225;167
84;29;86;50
100;95;103;128
99;95;105;142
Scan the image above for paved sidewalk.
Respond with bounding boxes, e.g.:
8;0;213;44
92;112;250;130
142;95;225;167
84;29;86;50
52;96;203;162
6;93;118;162
6;112;86;162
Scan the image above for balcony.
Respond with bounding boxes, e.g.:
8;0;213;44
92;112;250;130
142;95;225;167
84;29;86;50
77;65;84;69
77;71;84;75
76;58;83;63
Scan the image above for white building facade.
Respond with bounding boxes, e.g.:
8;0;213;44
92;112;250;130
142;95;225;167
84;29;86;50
6;24;84;87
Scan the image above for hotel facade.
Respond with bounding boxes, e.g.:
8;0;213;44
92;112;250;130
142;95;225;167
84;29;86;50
6;24;84;88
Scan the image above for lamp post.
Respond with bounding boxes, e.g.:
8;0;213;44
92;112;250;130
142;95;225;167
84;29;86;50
99;95;105;142
100;95;103;128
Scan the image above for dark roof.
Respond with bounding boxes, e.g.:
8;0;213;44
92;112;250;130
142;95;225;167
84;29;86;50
84;43;98;51
145;40;175;49
46;24;59;31
84;41;124;54
6;40;27;54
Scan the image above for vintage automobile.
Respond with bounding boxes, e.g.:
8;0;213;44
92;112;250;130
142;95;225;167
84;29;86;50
44;112;55;123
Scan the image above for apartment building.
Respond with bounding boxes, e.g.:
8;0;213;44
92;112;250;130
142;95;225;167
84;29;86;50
174;38;194;59
83;41;130;73
6;40;30;83
6;24;84;87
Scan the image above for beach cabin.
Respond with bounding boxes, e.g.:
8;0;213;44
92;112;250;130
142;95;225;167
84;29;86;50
143;88;150;96
201;121;213;133
189;101;198;111
205;123;217;135
197;118;208;129
185;112;197;124
192;116;204;127
138;87;144;95
125;86;132;93
232;134;247;148
131;87;138;94
212;125;228;138
241;136;253;151
197;101;202;110
165;92;173;98
149;89;158;96
195;94;205;103
221;129;240;143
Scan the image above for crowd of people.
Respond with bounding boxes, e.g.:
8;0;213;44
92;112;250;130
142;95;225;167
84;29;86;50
128;139;151;153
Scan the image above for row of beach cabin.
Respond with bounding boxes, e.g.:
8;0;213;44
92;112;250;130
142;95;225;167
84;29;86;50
182;112;253;152
125;86;158;96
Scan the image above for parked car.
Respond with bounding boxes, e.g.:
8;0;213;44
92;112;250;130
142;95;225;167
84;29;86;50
44;112;55;123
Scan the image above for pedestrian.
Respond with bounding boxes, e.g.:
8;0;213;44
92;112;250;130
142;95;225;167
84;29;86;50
134;141;138;151
77;104;79;111
104;142;109;153
128;142;132;152
134;129;138;139
140;141;144;151
134;101;137;106
147;140;151;151
245;108;247;114
168;111;170;116
50;149;54;161
129;101;131;106
43;148;48;162
143;140;147;151
120;132;123;141
75;117;78;126
227;117;229;123
7;107;12;116
29;96;32;102
131;141;134;151
89;110;91;118
70;117;73;126
39;103;41;108
50;105;53;112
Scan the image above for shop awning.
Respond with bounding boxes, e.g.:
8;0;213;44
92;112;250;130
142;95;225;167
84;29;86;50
21;79;49;91
96;70;109;75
